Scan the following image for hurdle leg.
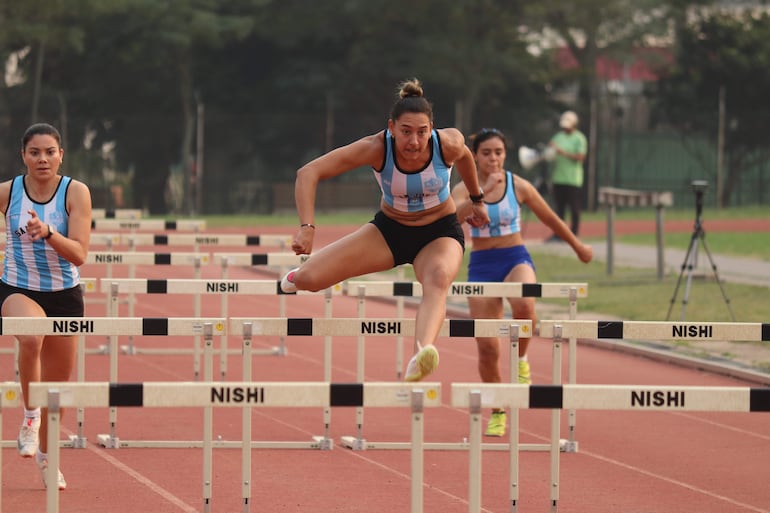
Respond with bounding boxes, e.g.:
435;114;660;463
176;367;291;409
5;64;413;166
549;327;564;513
203;323;214;513
467;390;482;513
606;203;615;276
562;287;579;453
312;289;334;449
410;389;425;513
220;283;228;380
195;256;204;380
341;286;367;450
14;339;20;380
508;327;520;512
46;390;61;513
98;283;121;448
655;203;666;280
241;324;253;513
278;268;288;355
395;266;405;380
69;334;88;448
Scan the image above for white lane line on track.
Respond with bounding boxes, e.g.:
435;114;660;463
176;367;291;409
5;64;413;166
342;449;497;513
61;427;199;513
92;276;768;512
579;447;770;513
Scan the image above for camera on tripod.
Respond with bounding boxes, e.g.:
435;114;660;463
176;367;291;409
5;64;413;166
667;178;735;321
690;180;709;218
691;180;709;194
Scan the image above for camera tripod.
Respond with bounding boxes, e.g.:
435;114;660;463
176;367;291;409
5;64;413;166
666;186;736;321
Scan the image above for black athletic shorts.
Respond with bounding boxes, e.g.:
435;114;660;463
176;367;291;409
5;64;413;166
0;281;85;317
369;211;465;266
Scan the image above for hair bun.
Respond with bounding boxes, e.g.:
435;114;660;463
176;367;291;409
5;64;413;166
398;78;424;99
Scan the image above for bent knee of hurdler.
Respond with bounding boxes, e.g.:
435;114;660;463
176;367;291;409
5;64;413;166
294;270;328;293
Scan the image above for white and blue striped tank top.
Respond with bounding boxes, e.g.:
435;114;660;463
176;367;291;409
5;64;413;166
373;129;452;212
3;175;80;291
470;171;521;238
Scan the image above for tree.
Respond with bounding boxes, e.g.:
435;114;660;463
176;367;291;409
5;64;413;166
518;0;711;208
653;8;770;206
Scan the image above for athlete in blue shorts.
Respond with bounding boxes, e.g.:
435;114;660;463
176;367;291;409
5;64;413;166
452;128;592;436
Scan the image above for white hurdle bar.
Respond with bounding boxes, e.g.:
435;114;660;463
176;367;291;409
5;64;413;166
90;218;206;231
85;233;293;256
539;319;770;341
0;317;225;451
229;317;533;452
101;279;343;378
86;250;210;267
91;208;144;219
29;381;442;513
229;317;532;338
344;280;587;452
451;383;770;513
85;251;209;355
0;278;99;449
213;252;312;359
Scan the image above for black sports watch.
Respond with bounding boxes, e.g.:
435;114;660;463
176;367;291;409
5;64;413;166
43;224;56;240
469;190;485;204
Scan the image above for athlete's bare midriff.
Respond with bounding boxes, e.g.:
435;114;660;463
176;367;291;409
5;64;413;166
380;199;457;226
470;232;524;251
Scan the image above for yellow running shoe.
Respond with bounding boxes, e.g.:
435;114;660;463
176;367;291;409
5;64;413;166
518;360;532;384
404;344;439;382
485;411;507;437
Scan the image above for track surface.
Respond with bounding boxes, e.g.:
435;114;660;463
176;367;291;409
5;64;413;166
1;219;769;513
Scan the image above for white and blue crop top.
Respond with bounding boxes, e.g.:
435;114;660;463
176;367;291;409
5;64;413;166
470;171;521;238
373;129;452;212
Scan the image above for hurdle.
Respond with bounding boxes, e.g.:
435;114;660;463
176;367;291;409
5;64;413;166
539;319;770;341
85;251;210;356
29;380;442;513
91;208;144;219
229;317;532;451
0;277;98;371
452;382;770;513
83;233;293;261
341;280;587;451
0;279;101;450
90;218;206;232
100;278;342;379
0;316;225;453
213;252;311;357
597;187;673;279
0;382;23;512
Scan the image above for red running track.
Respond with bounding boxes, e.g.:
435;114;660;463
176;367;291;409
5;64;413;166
1;223;769;513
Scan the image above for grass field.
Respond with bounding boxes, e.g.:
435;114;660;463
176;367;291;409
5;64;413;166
195;206;768;324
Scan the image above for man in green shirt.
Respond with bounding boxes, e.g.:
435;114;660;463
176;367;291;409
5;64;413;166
547;110;587;240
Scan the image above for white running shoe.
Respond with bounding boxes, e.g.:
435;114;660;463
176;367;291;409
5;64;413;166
280;268;299;293
37;458;67;490
404;343;439;382
18;417;40;458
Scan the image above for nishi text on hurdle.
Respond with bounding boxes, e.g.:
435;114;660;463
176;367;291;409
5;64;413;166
95;254;123;263
631;390;685;408
451;284;484;295
53;320;95;334
206;281;239;293
361;321;402;334
210;386;265;404
672;324;713;338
